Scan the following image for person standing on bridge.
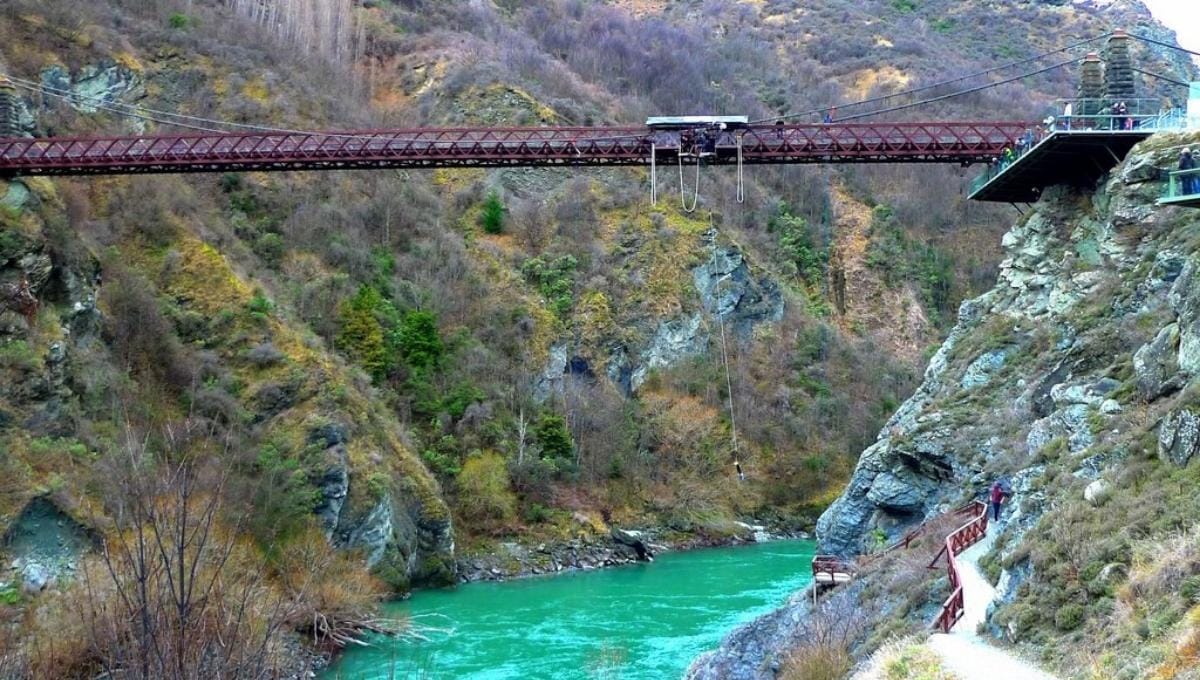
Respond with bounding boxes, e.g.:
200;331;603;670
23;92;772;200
1062;101;1073;131
989;481;1011;522
1181;149;1196;196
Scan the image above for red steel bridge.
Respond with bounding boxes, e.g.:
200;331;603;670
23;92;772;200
0;121;1035;176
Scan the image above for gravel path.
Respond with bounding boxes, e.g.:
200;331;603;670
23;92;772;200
926;530;1059;680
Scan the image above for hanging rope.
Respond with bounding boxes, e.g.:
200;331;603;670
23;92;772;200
650;143;658;207
735;133;745;204
711;219;742;481
679;150;701;213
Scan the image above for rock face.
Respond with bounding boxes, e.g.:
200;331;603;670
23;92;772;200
692;234;784;335
309;423;456;588
40;62;145;121
700;135;1200;676
1134;324;1182;400
2;497;95;595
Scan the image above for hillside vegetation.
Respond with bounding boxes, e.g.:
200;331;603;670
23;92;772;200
0;0;1194;675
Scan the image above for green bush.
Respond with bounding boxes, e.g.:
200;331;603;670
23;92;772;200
246;290;274;320
456;452;517;526
397;310;443;375
253;232;285;267
248;444;319;551
422;444;462;479
523;502;551;524
336;285;395;381
521;254;578;318
1055;603;1085;631
168;12;193;30
771;204;827;288
1182;575;1200;603
0;585;19;605
534;413;574;462
480;190;505;234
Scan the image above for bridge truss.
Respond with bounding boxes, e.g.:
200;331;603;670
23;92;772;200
0;122;1034;176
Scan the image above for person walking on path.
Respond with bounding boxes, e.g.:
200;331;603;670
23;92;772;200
989;481;1009;522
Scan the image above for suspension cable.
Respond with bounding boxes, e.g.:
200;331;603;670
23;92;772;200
1127;32;1200;59
3;72;655;146
751;33;1111;124
1131;67;1191;88
834;56;1085;122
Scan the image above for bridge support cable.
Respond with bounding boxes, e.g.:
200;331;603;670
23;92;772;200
836;57;1086;123
755;32;1112;125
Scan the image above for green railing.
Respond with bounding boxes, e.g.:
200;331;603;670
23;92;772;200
970;102;1189;197
1164;168;1200;203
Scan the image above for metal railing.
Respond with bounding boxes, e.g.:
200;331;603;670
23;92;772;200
970;103;1188;196
1164;167;1200;202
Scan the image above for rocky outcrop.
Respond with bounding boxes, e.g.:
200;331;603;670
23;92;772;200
1158;409;1200;467
2;497;95;595
693;234;784;335
308;423;455;589
631;313;706;391
40;61;145;120
703;134;1200;675
1133;323;1182;400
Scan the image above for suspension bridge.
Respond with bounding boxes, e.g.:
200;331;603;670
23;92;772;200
0;30;1194;212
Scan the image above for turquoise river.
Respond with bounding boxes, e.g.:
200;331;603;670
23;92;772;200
326;538;815;679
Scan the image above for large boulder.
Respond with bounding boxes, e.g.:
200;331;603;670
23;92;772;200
1133;323;1182;401
1158;409;1200;467
611;527;654;561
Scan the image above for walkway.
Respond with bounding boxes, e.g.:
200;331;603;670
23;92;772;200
926;529;1059;680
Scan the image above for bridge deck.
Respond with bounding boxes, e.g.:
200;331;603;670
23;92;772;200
0;122;1032;177
968;129;1152;203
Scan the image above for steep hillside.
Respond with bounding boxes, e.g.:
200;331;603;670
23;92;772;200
691;132;1200;679
0;0;1195;675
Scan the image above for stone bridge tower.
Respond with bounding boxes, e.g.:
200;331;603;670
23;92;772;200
0;75;20;138
1077;52;1104;117
1103;29;1137;105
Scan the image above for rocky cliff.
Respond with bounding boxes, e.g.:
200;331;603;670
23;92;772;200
692;130;1200;679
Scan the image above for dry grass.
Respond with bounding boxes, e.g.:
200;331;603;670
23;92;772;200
852;636;959;680
778;590;864;680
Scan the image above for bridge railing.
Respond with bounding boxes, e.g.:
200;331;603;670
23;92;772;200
1164;168;1200;203
928;500;990;634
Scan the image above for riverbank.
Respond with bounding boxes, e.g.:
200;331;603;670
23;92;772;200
455;520;812;584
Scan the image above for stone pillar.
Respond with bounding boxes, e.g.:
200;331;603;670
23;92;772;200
1077;52;1104;118
0;76;20;138
1103;29;1137;105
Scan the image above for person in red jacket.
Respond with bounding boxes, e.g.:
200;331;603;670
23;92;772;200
989;481;1010;522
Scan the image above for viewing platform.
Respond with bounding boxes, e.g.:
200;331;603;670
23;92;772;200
969;102;1186;203
1160;168;1200;208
